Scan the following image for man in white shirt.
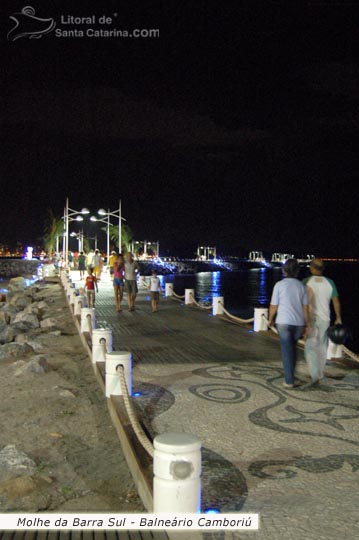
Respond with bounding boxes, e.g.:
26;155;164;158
303;259;342;384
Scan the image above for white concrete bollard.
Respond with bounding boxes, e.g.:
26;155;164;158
139;275;147;288
212;296;224;316
80;307;96;333
254;308;269;332
92;328;113;364
65;281;73;296
327;339;343;360
153;432;201;513
185;289;195;305
105;351;132;398
165;283;174;297
43;264;56;278
74;295;84;316
69;288;77;308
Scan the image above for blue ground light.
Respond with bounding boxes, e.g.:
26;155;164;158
204;508;220;514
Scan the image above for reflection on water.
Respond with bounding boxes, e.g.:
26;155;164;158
161;264;359;351
165;268;284;319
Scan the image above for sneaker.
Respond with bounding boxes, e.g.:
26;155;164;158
283;382;294;389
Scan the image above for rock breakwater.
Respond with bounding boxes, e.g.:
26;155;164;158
0;277;143;512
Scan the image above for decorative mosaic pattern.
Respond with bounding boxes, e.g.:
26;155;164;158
249;454;359;479
191;363;359;448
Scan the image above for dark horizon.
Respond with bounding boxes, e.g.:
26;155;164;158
1;1;359;257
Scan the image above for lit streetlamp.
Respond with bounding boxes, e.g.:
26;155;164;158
63;198;89;265
91;200;126;262
70;230;84;252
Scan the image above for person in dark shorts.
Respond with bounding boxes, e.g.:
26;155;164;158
124;252;139;311
150;270;161;312
78;251;86;280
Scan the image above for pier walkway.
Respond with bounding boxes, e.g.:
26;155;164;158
82;274;358;539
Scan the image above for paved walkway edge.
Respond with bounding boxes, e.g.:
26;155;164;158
66;288;154;512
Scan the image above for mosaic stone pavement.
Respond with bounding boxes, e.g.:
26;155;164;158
74;273;359;540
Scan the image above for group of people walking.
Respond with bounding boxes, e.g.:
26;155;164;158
109;252;139;312
80;250;161;313
268;258;342;388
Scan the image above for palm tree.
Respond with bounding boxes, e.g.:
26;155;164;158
43;209;63;255
105;223;133;254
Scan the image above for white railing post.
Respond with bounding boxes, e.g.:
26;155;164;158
212;296;224;316
153;432;201;513
92;328;113;364
185;289;195;305
69;288;77;310
105;351;132;397
80;307;96;333
327;339;343;360
254;308;269;331
165;283;173;297
66;281;74;299
139;275;147;288
74;295;84;316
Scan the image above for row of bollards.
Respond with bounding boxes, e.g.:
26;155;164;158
164;282;343;358
63;270;341;513
62;271;202;514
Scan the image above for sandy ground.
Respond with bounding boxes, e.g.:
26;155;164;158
0;281;144;512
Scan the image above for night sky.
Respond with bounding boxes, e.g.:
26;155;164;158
1;0;359;257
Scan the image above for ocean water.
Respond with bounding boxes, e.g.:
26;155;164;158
163;262;359;353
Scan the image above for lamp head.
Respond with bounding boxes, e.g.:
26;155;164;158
98;208;107;216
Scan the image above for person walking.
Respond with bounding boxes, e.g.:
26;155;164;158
113;254;125;312
124;252;139;311
84;268;98;308
108;251;117;277
150;270;161;312
78;251;86;280
303;258;342;385
268;259;308;388
86;249;95;272
93;249;102;280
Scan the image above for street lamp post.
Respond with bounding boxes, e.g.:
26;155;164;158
95;200;126;258
90;213;110;262
63;198;89;266
70;230;84;252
